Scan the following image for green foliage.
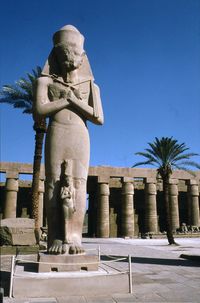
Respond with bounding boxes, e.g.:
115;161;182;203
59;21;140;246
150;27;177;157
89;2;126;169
133;137;200;178
0;66;42;114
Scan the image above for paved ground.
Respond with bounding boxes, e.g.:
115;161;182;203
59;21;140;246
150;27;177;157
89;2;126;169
1;237;200;303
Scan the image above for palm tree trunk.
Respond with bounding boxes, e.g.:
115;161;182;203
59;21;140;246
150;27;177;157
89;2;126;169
163;177;177;245
31;118;46;244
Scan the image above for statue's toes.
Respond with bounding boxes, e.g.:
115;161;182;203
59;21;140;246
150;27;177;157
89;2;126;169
77;246;85;254
62;243;69;254
58;245;63;254
48;246;55;254
69;245;76;254
76;246;81;254
69;245;84;254
81;247;85;254
48;240;63;254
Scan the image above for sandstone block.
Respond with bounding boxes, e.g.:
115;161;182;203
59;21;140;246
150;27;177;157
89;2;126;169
38;253;99;272
0;218;36;246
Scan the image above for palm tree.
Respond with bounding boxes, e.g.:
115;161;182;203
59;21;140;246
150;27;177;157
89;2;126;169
0;66;46;243
133;137;200;245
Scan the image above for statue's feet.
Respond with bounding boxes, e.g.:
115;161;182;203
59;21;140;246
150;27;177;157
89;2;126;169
69;244;85;254
48;239;69;254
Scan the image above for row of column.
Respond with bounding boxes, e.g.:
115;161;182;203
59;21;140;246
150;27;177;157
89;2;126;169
96;177;200;237
2;174;200;236
3;173;44;229
97;177;135;237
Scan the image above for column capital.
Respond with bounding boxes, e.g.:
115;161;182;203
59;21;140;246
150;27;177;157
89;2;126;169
6;171;19;179
122;177;134;183
187;179;199;186
168;178;179;185
188;185;199;196
97;176;110;183
5;178;19;192
98;182;110;195
145;182;157;195
169;182;178;196
145;178;157;184
122;181;134;195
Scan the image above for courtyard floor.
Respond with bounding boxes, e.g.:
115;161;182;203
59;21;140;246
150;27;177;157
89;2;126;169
1;237;200;303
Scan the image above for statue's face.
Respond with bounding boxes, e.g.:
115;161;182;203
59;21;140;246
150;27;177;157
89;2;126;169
64;175;72;186
55;41;84;72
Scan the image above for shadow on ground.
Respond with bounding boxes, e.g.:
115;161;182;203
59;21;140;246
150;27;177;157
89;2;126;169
101;255;200;267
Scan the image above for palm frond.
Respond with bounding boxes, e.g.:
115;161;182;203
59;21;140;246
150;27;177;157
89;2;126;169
23;108;32;114
132;159;157;168
176;160;200;170
13;100;32;109
0;66;41;113
144;148;162;165
148;141;162;160
32;66;42;78
172;153;199;162
1;84;24;98
136;151;161;166
133;136;200;176
27;73;36;84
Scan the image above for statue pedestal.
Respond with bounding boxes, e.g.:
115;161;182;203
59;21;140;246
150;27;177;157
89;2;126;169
12;257;129;297
38;253;99;272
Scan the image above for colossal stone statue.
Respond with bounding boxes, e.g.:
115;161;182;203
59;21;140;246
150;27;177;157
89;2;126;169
34;25;104;254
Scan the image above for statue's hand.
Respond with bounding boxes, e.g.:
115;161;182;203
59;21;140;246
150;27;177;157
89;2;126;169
60;88;73;99
60;89;68;99
67;88;82;103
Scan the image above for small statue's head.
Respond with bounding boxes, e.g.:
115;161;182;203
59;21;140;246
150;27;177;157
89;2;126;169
63;174;73;186
53;25;85;72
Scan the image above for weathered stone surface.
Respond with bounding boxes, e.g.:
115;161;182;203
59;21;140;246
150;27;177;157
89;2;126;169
0;245;39;255
13;270;129;297
34;25;104;255
1;162;200;181
38;253;99;272
0;218;36;245
1;218;34;228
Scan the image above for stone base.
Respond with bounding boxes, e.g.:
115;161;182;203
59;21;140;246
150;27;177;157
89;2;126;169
12;263;129;297
38;253;99;272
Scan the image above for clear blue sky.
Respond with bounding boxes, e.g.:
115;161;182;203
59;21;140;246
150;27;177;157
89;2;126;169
1;0;200;169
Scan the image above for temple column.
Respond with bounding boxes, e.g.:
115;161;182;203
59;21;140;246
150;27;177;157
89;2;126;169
121;177;134;238
187;180;200;227
3;172;19;218
145;178;157;233
38;179;45;229
169;179;179;232
97;177;110;238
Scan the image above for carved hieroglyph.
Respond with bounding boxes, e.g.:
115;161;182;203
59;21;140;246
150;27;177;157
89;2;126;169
34;25;104;254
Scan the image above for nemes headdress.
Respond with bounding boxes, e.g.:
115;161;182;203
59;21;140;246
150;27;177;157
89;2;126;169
42;24;93;81
53;25;84;47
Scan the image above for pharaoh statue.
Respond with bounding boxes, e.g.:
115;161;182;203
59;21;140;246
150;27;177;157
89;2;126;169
34;25;104;254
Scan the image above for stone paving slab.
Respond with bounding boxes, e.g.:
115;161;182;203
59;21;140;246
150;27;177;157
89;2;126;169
56;297;86;303
2;237;200;303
